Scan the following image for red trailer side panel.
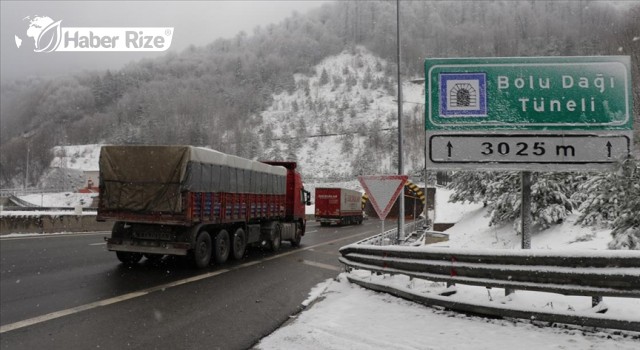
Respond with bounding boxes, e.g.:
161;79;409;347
315;188;341;217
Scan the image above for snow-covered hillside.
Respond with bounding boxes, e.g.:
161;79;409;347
36;144;103;190
259;46;424;180
50;144;103;171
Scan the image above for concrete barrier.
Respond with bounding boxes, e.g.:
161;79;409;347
433;222;455;232
1;214;113;235
424;232;449;245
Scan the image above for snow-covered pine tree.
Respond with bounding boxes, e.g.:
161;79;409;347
575;173;616;226
319;68;330;85
608;160;640;250
449;171;577;233
576;159;640;249
485;172;521;229
530;173;575;230
447;171;494;205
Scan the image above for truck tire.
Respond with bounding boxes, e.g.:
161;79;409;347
213;229;230;264
192;230;212;268
144;253;164;264
290;223;302;247
231;228;246;260
116;251;142;265
112;221;131;239
270;224;282;252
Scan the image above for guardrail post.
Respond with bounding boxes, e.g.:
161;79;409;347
592;296;603;309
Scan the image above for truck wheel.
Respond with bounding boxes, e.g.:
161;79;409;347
290;223;302;247
270;224;282;252
112;221;131;239
213;229;230;264
116;251;142;265
144;253;164;264
231;228;246;260
192;231;212;268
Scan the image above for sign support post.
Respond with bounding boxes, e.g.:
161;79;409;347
395;0;405;242
521;171;532;250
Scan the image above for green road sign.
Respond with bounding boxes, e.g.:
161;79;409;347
425;56;632;131
424;56;633;171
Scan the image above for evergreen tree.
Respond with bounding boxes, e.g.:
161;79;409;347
447;171;494;205
576;159;640;249
530;173;575;229
450;172;577;233
319;68;330;85
362;67;373;89
351;147;377;176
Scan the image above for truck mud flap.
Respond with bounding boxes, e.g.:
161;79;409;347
106;238;190;256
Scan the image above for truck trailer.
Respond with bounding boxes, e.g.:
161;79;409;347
314;187;363;226
97;145;311;268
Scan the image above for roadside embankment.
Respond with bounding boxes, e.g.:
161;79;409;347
0;210;112;235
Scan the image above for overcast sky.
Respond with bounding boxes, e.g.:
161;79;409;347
1;1;328;84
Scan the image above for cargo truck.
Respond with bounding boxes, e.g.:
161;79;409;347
314;187;363;226
97;145;311;268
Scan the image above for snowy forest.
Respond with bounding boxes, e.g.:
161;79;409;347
0;1;639;246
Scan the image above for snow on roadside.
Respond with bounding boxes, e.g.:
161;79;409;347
434;187;484;223
255;275;639;350
0;210;98;218
256;186;639;349
17;192;98;208
431;187;613;251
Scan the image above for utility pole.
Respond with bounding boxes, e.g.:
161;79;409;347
23;134;32;191
25;145;30;190
396;0;405;242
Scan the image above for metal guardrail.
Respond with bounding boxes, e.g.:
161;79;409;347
0;188;70;197
6;195;38;208
339;245;640;297
356;218;427;246
1;206;98;212
339;237;640;331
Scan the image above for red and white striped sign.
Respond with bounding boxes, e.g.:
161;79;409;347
358;175;408;220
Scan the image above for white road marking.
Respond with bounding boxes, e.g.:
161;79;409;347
0;232;110;241
0;268;230;334
307;248;342;257
300;259;342;272
89;242;106;246
0;229;373;334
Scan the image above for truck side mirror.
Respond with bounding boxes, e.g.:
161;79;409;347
304;190;311;206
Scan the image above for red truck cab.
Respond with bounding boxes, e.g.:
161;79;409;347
262;161;310;224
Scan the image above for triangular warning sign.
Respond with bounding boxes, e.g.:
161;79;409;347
358;175;408;220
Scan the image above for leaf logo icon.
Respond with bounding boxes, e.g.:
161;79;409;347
35;20;62;53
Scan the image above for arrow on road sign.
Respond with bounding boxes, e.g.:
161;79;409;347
358;175;408;220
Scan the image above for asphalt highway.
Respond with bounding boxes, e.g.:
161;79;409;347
0;220;384;349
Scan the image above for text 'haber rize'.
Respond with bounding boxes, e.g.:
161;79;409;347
64;31;166;49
